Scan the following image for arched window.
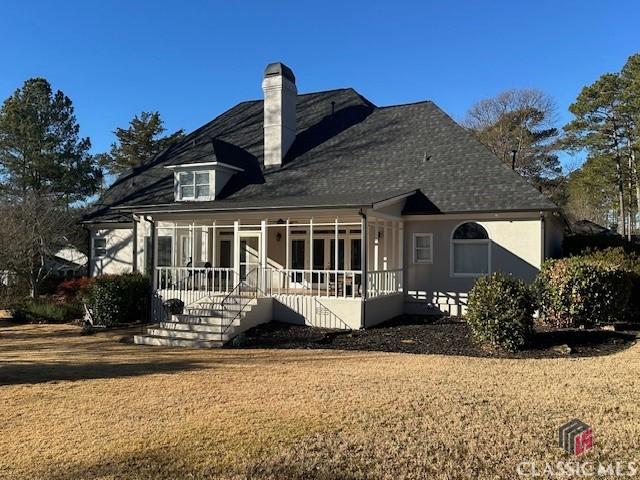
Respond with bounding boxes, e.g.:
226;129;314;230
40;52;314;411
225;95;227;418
451;222;490;276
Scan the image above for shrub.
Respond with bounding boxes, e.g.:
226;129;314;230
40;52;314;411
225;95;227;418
466;273;535;352
563;234;639;257
12;299;83;323
88;274;150;326
57;277;96;303
581;247;640;319
535;255;632;328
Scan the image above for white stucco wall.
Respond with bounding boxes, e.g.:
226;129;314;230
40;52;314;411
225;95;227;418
364;293;404;327
403;215;547;316
90;227;134;276
273;295;361;329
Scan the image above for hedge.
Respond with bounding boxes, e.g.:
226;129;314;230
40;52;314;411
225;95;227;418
466;273;535;351
12;299;83;323
88;274;150;326
535;254;633;328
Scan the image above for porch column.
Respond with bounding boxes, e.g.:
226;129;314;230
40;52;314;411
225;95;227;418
373;220;379;271
383;221;390;270
172;222;177;267
233;220;240;284
398;220;404;292
391;221;396;269
211;221;217;267
286;218;291;292
285;219;290;269
309;217;314;287
334;218;339;292
261;219;267;290
361;214;367;301
152;220;158;290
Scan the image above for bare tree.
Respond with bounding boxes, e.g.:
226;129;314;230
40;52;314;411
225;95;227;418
463;89;561;181
0;194;76;297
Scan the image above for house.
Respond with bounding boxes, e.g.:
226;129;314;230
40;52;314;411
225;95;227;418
83;62;563;347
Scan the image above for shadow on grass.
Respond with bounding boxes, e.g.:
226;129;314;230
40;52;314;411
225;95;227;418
0;360;203;386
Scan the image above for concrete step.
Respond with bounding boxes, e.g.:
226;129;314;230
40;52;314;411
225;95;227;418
146;328;230;342
159;321;238;332
133;335;224;348
170;313;249;325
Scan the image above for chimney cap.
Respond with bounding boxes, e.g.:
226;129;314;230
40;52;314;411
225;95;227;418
264;62;295;83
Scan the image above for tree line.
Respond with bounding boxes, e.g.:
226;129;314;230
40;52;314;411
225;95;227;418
464;53;640;239
0;78;182;296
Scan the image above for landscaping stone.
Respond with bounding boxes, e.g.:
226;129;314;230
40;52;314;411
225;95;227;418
551;344;572;355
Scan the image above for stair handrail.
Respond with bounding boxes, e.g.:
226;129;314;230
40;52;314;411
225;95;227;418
220;267;262;334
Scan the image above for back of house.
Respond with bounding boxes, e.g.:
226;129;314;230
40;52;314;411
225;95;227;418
83;62;563;342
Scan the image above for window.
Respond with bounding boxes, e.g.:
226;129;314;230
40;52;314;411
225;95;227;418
451;222;490;276
94;238;106;257
413;233;433;264
178;170;211;200
158;237;172;267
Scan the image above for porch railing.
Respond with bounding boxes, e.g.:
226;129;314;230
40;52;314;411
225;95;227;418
153;266;403;305
367;269;403;298
155;266;235;307
260;268;363;298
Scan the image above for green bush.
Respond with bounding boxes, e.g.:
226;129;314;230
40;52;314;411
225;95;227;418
466;273;535;352
88;274;150;326
535;255;632;328
581;247;640;319
13;299;83;323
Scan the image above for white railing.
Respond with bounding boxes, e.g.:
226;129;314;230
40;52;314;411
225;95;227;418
261;268;363;298
367;269;403;298
153;266;403;305
156;266;235;307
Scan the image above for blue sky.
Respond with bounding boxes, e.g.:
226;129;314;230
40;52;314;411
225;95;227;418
1;0;638;170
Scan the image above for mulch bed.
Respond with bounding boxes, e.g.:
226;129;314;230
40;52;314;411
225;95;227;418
230;316;639;358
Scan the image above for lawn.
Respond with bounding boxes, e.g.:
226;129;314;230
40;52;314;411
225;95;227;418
0;322;639;480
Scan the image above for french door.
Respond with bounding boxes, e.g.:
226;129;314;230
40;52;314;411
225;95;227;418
239;233;261;286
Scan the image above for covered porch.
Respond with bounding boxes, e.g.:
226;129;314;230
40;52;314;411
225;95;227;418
150;211;404;308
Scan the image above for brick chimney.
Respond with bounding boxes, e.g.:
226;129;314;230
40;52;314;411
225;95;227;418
262;62;297;168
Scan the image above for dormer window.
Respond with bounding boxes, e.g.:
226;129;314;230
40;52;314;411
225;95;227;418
167;161;244;202
178;171;211;200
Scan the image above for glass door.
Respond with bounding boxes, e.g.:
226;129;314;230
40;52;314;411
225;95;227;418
239;233;260;287
291;239;305;283
313;238;326;285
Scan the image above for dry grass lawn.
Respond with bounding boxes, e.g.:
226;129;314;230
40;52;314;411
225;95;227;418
1;322;639;480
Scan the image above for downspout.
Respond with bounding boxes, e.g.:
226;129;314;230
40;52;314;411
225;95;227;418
359;209;368;329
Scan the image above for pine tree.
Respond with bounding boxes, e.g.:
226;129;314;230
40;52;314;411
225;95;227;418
0;78;100;205
100;111;184;175
564;74;630;237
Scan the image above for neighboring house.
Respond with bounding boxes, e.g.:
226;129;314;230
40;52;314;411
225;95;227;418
83;62;563;347
50;247;88;280
1;247;86;289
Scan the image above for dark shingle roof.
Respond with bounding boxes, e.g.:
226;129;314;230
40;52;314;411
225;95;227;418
84;88;556;222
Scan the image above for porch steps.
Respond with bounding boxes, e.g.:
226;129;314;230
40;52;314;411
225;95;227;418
134;296;260;348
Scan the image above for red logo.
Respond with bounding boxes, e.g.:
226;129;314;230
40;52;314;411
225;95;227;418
558;419;593;455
